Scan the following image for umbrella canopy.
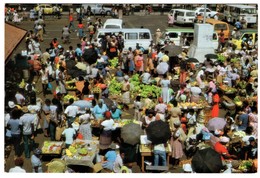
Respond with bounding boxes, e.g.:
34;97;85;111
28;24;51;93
206;117;227;131
121;123;143;146
82;48;98;65
72;100;92;110
163;45;182;57
146;120;171;144
191;147;223;173
156;62;169;75
186;58;199;63
205;53;218;59
75;62;87;71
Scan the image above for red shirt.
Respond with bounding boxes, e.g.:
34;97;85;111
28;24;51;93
214;141;228;160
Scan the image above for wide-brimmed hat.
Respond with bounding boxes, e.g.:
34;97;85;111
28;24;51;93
156;28;161;32
124;75;129;80
220;136;230;143
8;101;16;109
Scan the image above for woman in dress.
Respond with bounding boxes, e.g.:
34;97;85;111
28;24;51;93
160;73;171;103
57;66;67;96
121;75;131;105
134;51;144;75
169;100;182;131
92;99;108;120
170;120;187;168
211;90;220;118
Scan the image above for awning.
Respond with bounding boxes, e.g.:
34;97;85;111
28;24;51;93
5;23;27;63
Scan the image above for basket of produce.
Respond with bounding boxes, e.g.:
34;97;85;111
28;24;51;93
41;141;64;155
238;160;253;172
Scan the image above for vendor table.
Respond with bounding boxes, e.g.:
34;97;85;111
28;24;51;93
63;139;99;168
139;143;172;172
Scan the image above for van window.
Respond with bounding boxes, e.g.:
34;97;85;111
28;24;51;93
214;24;227;30
177;11;185;16
105;25;121;29
168;32;178;38
139;32;150;39
186;12;195;16
125;32;138;40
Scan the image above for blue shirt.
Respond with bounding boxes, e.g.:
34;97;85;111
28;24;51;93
8;118;21;135
75;47;82;57
238;113;249;131
111;109;122;120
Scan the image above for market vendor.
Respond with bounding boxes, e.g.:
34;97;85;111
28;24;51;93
92;99;108;120
99;111;115;152
110;105;122;120
214;136;237;164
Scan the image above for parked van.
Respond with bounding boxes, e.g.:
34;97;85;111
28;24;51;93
103;18;124;29
159;28;219;50
96;28;152;53
168;9;195;25
231;29;258;50
205;18;230;39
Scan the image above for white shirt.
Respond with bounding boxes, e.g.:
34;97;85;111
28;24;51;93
62;127;76;145
9;166;26;173
19;113;35;135
64;105;79;117
101;119;114;131
154;143;166;152
15;93;25;104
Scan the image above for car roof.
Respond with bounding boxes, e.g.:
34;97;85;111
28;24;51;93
172;9;195;12
104;19;123;24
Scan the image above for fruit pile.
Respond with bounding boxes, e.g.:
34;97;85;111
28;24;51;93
108;77;123;95
234;96;243;106
109;57;119;69
219;85;237;93
42;141;63;154
238;160;253;172
65;141;92;158
63;94;78;103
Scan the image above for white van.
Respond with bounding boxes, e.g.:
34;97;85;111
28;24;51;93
103;19;124;29
96;28;152;53
159;28;219;50
168;9;195;25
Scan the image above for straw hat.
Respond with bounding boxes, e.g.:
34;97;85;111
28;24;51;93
156;28;161;32
21;106;29;113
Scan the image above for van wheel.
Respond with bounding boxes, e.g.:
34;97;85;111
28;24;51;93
106;11;111;16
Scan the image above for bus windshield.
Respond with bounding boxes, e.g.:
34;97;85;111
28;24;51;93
240;8;256;14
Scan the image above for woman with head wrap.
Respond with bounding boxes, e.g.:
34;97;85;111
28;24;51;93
121;75;131;105
154;97;167;121
92;99;108;120
170;120;187;168
78;110;92;140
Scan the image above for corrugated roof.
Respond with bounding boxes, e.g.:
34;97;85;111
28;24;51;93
5;23;27;62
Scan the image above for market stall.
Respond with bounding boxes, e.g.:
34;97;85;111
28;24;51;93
63;139;99;168
41;141;64;159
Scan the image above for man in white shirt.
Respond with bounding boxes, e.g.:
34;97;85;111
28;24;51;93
64;98;79;124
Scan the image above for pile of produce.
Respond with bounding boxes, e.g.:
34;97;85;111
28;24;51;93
108;77;123;95
65;141;94;158
178;102;204;109
234;96;243;106
219;85;237;93
63;94;78;103
109;57;119;68
238;160;253;172
42;141;63;154
129;74;161;98
65;79;77;90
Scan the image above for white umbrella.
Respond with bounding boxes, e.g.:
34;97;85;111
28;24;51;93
156;62;169;75
75;62;87;71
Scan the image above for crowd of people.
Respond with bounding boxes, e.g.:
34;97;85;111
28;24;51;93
5;4;258;174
